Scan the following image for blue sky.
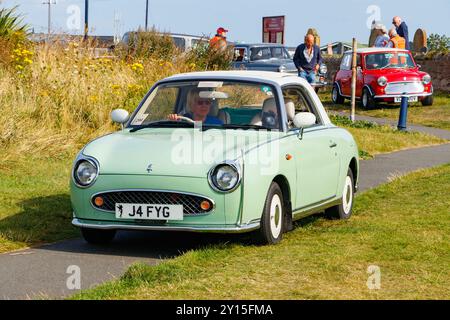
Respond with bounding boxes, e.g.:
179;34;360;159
3;0;450;46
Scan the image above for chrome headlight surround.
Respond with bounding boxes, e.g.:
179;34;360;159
377;76;388;87
208;161;242;193
278;65;287;73
422;74;431;85
319;63;328;74
72;155;100;188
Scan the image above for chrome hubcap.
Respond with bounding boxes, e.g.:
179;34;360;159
332;88;338;102
270;194;282;239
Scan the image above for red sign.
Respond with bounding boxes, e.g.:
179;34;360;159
262;16;285;44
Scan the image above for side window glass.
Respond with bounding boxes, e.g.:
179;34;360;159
282;86;322;128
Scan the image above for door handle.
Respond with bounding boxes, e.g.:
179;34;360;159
329;141;337;148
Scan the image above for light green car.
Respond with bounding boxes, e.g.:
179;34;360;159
71;71;359;245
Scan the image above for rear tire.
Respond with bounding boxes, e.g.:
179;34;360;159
331;84;345;104
258;182;284;245
325;169;354;220
361;88;376;109
421;95;433;106
81;228;116;244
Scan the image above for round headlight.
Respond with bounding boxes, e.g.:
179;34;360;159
208;163;240;192
278;65;287;73
74;159;98;187
319;64;328;74
377;76;388;87
422;74;431;85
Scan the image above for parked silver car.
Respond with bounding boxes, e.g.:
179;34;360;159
232;43;327;91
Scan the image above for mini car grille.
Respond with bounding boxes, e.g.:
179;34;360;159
92;191;214;216
385;81;424;95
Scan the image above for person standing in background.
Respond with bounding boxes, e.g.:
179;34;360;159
293;34;322;84
392;16;410;50
209;27;228;52
373;24;389;47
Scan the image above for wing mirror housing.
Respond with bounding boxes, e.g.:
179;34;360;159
293;112;317;139
111;109;130;129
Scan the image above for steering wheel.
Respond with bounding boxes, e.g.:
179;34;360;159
176;116;196;124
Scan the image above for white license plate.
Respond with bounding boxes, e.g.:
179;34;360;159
394;96;418;103
115;203;184;221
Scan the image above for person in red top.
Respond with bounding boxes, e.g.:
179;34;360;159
209;27;228;52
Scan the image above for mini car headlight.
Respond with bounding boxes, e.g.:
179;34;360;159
319;64;328;74
74;159;99;187
278;65;287;73
422;74;431;85
208;162;241;192
377;76;388;87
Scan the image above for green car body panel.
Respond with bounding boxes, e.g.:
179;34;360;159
71;71;359;234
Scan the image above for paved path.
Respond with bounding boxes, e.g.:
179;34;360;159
333;111;450;140
0;121;449;299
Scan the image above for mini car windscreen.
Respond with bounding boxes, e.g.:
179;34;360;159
365;52;415;70
129;81;281;130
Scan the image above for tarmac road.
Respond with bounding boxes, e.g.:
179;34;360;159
0;141;449;299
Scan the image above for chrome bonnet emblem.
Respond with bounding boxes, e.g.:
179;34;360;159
146;163;153;173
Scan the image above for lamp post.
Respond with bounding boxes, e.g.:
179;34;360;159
145;0;149;31
43;0;56;43
84;0;89;41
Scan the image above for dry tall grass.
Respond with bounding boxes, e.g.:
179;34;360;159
0;37;218;167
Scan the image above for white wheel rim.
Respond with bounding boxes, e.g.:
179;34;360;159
270;194;282;239
332;88;338;102
342;176;353;214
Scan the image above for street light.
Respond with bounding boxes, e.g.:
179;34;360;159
84;0;89;41
145;0;149;31
43;0;57;42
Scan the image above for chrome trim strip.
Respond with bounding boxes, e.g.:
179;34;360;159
90;189;216;216
72;218;260;234
292;197;341;221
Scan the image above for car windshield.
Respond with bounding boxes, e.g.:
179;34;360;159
365;52;416;70
250;47;290;61
129;80;281;130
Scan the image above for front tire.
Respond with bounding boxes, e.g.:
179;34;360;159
331;84;345;104
81;228;116;244
258;182;284;245
325;169;355;220
361;88;376;109
421;95;433;106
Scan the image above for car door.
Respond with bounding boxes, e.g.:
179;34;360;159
340;53;352;96
282;86;340;209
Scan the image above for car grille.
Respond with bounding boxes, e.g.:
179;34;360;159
385;81;424;95
92;190;214;216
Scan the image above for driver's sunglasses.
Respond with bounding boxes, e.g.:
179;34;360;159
196;99;211;106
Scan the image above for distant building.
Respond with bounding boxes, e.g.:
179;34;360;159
320;41;368;55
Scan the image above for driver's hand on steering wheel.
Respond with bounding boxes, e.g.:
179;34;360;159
168;114;180;121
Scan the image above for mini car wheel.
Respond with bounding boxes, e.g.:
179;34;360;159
325;169;354;220
331;84;345;104
81;228;116;244
258;182;284;245
421;95;433;106
361;88;376;109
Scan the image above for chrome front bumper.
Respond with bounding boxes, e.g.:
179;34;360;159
72;218;260;234
374;92;432;99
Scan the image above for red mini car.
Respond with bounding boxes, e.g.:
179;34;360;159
332;48;433;108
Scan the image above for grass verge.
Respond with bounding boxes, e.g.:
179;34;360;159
0;156;78;253
72;164;450;300
320;90;450;131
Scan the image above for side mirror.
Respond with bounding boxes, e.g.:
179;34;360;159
111;109;129;128
293;112;316;129
417;64;421;69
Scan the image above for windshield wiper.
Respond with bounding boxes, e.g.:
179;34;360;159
129;121;195;133
217;124;274;131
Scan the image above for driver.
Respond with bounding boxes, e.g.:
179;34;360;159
168;88;223;125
